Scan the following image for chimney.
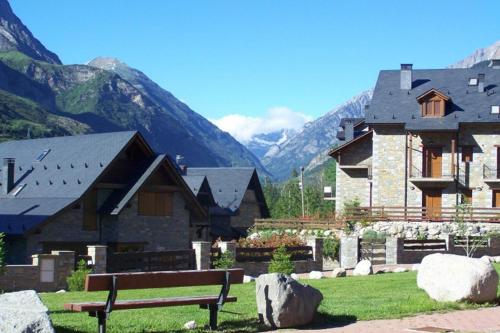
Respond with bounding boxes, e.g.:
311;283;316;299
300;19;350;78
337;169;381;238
345;120;354;142
400;64;413;90
2;158;15;194
180;165;188;175
478;73;485;93
175;154;184;166
489;59;500;69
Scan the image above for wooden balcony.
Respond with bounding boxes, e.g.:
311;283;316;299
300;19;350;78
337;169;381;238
338;163;372;179
343;206;500;223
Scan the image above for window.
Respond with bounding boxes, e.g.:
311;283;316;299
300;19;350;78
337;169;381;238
462;146;473;162
468;78;478;86
461;189;472;204
421;99;445;117
83;190;98;231
138;191;173;216
492;106;500;114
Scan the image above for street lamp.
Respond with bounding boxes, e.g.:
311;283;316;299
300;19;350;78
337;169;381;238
300;166;305;218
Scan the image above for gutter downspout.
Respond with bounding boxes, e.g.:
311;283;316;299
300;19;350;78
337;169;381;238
404;131;409;217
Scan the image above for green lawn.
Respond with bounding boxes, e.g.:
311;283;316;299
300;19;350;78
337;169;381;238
41;264;500;333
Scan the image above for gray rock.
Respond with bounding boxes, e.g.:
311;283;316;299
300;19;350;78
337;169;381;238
256;273;323;328
308;271;323;279
331;268;346;277
0;290;55;333
417;254;499;303
353;259;372;276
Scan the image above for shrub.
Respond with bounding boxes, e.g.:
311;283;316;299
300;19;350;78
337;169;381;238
238;233;306;248
0;233;5;275
213;251;234;269
66;259;92;291
268;245;294;275
362;230;386;241
323;235;339;260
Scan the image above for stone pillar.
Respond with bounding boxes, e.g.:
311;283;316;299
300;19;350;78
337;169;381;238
51;250;75;290
445;234;455;254
306;237;324;271
192;241;211;270
385;238;404;264
340;236;359;268
87;245;107;274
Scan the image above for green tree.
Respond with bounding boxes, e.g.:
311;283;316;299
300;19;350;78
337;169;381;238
268;245;294;275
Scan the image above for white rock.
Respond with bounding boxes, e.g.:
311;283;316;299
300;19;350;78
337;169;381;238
0;290;55;333
331;268;346;277
243;275;255;283
183;320;197;329
290;273;299;280
393;267;409;273
494;256;500;263
256;273;323;328
308;271;323;279
411;264;420;271
55;289;66;293
417;254;499;303
353;260;372;276
323;230;332;237
480;256;494;263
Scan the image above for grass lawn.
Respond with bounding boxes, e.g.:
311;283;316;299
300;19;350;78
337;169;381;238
41;264;500;333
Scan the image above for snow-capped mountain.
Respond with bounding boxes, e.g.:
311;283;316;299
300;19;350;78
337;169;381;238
245;129;298;160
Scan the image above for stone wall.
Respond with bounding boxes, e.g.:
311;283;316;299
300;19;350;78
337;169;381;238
0;250;75;292
230;190;263;229
372;125;407;207
22;191;191;263
335;134;372;212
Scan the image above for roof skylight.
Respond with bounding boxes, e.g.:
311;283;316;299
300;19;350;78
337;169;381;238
12;183;26;196
36;149;51;162
491;106;500;114
468;78;478;86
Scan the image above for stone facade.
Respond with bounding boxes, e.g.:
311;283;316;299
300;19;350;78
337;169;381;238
230;189;263;229
335;134;372;211
21;191;191;263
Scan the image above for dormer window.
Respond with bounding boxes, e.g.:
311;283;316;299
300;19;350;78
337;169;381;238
416;89;450;118
468;78;478;86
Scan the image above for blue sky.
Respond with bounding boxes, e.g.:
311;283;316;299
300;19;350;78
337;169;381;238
10;0;500;142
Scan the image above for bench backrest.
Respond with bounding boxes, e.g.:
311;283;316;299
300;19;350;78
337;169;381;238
85;269;244;292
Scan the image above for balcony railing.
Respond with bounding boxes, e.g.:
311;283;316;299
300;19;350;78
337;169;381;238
343;206;500;223
409;165;454;180
483;164;500;180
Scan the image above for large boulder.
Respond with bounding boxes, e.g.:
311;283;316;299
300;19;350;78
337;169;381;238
256;273;323;328
0;290;55;333
417;254;499;303
353;260;372;276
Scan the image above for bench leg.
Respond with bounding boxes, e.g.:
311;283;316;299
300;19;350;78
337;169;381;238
97;311;107;333
208;304;218;330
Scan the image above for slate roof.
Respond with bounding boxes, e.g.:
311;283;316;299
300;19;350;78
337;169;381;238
182;175;207;196
0;131;137;234
366;61;500;131
186;167;260;213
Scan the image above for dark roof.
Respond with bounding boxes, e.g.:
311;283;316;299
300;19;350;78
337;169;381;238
329;130;373;157
186;167;268;217
366;61;500;131
182;175;207;196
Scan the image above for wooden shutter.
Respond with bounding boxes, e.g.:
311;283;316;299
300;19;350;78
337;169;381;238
139;191;173;216
83;189;98;231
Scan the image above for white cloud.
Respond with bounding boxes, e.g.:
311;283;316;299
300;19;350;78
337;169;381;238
211;107;312;143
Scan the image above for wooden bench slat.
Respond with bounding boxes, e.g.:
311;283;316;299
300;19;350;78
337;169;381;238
64;295;237;312
85;269;244;291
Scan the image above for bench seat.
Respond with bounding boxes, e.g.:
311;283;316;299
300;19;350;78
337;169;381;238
64;295;237;312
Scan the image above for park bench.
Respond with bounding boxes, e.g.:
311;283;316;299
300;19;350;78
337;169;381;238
64;268;244;332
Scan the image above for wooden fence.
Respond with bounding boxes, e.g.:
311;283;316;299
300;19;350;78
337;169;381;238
106;250;195;273
254;218;343;230
403;239;447;251
235;246;313;262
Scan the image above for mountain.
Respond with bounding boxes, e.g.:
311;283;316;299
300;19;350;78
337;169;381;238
0;1;268;175
449;41;500;69
0;0;60;64
245;129;297;160
261;91;372;180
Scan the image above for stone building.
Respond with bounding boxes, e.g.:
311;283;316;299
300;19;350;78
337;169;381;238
331;59;500;217
0;131;206;264
184;168;269;240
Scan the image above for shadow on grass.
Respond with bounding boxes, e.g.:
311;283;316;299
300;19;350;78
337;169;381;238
53;326;88;333
303;312;358;330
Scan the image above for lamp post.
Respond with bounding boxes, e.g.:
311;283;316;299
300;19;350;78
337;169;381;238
300;166;305;218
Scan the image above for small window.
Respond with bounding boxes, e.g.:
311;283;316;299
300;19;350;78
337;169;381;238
36;149;51;162
491;106;500;114
83;190;98;231
461;189;472;204
138;191;173;216
462;146;473;162
468;78;478;86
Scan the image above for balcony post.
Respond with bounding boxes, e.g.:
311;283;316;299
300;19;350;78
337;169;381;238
451;137;456;178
